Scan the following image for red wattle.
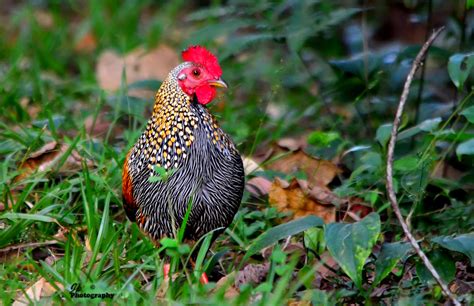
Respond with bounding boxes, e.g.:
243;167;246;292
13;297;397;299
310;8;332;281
195;85;216;105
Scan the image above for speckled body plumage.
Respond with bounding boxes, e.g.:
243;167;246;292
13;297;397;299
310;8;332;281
123;62;244;242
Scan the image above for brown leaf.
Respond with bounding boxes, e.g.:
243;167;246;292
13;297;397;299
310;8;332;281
13;277;62;305
266;149;341;188
246;177;272;198
235;263;270;287
242;156;264;176
84;112;123;139
74;32;97;53
288;300;311;306
269;178;337;223
20;97;41;120
213;272;240;299
339;197;373;222
34;10;54;28
96;45;179;94
15;142;93;182
277;136;308;151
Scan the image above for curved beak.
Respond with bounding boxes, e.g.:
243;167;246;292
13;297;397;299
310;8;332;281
208;77;228;89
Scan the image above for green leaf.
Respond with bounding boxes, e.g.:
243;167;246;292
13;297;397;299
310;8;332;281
393;156;418;172
373;242;412;287
448;53;474;90
460;106;474;123
0;212;57;223
304;227;326;257
243;215;324;263
468;0;474;9
324;213;381;289
398;117;442;141
456;138;474;157
415;249;456;284
307;131;340;147
432;233;474;266
376;123;392;148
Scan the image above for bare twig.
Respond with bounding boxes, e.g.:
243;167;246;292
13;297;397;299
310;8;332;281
385;26;461;306
0;240;58;253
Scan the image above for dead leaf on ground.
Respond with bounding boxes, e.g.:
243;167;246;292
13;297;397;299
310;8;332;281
34;10;54;29
213;272;239;299
74;31;97;53
20;97;41;120
96;44;179;98
13;277;62;306
14;141;94;182
269;178;338;223
84;111;123;139
339;197;373;222
288;300;311;306
235;263;270;287
242;156;264;176
277;135;308;151
246;176;272;198
266;149;341;188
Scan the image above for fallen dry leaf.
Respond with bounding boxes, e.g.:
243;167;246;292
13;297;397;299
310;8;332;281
266;149;341;188
213;272;240;299
242;156;264;176
84;111;123;139
246;176;272;198
15;142;93;182
34;10;54;29
288;300;311;306
74;31;97;53
96;44;179;97
235;263;270;287
269;178;337;223
13;277;62;306
340;197;373;222
277;136;308;151
20;97;41;120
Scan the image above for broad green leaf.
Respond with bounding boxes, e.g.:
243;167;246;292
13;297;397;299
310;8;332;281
373;242;412;287
307;131;340;147
398;117;442;141
376;124;392;147
415;249;456;284
448;53;474;90
469;0;474;9
393;156;418;172
432;233;474;266
324;213;381;289
460;106;474;123
304;227;326;257
243;215;324;263
456;138;474;157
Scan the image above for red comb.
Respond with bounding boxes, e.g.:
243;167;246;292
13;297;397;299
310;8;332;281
182;45;222;78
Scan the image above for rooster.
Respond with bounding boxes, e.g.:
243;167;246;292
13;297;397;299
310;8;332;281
122;46;245;282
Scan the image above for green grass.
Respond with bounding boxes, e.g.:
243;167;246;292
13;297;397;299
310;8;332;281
1;0;473;305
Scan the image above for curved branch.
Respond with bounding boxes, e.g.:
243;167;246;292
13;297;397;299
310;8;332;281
385;26;460;305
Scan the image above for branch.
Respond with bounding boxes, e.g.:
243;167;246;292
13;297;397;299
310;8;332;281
385;26;460;306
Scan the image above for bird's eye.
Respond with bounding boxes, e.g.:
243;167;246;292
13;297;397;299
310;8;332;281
192;69;201;77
